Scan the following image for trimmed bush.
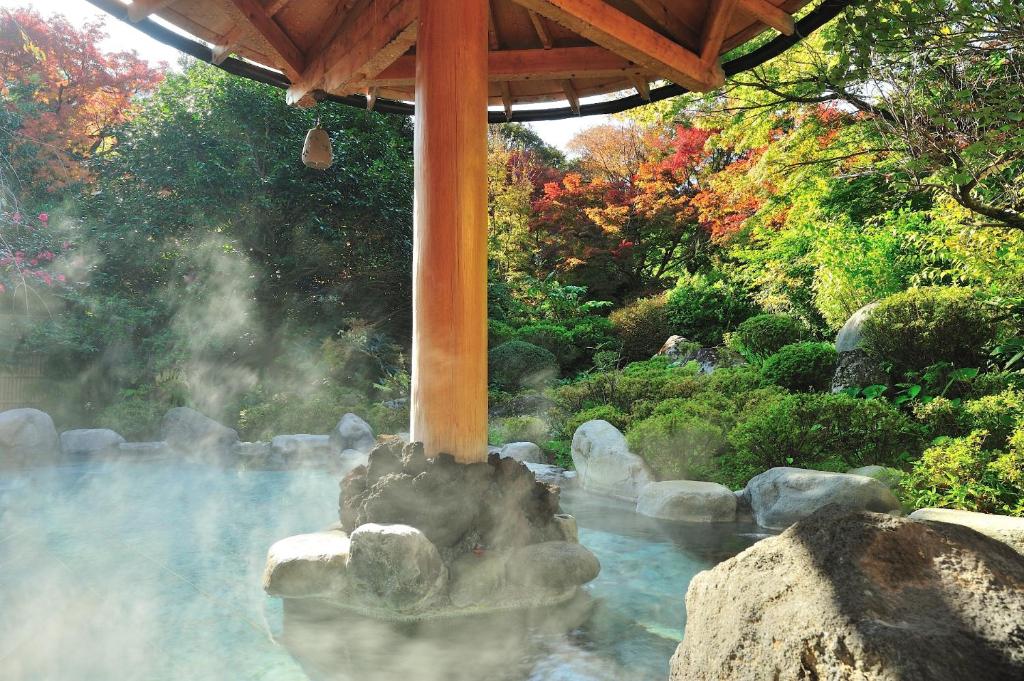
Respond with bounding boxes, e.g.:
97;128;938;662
898;429;1024;516
515;322;578;369
665;272;757;346
726;313;809;361
627;412;728;481
488;340;558;392
860;286;997;374
760;342;838;392
488;319;516;348
960;389;1024;450
563;405;630;438
609;293;673;363
728;393;920;487
490;415;549;446
912;397;964;440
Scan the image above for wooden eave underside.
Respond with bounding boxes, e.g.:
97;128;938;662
121;0;808;112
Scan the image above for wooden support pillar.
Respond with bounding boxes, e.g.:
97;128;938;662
411;0;489;462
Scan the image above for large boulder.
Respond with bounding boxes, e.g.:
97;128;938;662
910;507;1024;555
506;540;601;593
670;508;1024;681
832;302;887;393
0;408;60;466
263;530;351;599
835;301;879;352
347;523;447;612
271;434;337;465
741;467;900;530
118;441;171;456
160;407;238;458
329;413;376;453
570;420;654;501
636;480;737;522
60;429;125;457
499;441;544;464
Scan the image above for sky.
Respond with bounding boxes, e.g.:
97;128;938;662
4;0;607;151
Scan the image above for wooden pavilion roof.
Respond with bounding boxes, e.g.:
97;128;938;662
90;0;850;120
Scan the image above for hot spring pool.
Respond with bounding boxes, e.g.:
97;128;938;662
0;460;769;680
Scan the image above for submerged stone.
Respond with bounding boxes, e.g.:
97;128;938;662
636;480;737;522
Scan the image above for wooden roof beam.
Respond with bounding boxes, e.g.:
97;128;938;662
700;0;740;65
286;0;417;105
127;0;177;22
561;79;580;114
510;0;723;92
211;23;248;65
527;10;553;49
737;0;795;35
630;75;651;101
226;0;306;78
630;0;700;46
359;46;643;87
264;0;293;16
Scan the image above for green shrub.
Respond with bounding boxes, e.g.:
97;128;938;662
544;438;574;469
728;393;920;486
860;287;997;374
898;430;1024;516
912;397;965;440
563;405;630;438
700;366;770;400
627;412;728;481
488;319;516;348
609;294;673;363
567;316;618;366
760;342;838;392
488;340;559;391
515;322;578;369
96;388;173;441
665;272;757;346
960;389;1024;450
726;314;809;361
963;371;1024;399
490;415;549;446
236;386;366;441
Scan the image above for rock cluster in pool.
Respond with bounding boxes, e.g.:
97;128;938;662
264;437;599;619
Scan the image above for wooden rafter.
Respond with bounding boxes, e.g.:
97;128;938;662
359;46;643;88
527;10;553;49
561;79;580;114
226;0;306;78
488;1;502;50
211;23;248;65
127;0;177;22
737;0;795;35
500;81;514;119
264;0;293;16
286;0;417;105
366;86;378;110
510;0;723;92
700;0;739;65
630;0;699;46
630;74;651;101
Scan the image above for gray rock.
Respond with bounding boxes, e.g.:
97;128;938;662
118;441;171;456
834;301;879;352
847;464;904;489
657;335;696;362
487;445;503;456
160;407;238;458
448;550;510;608
500;441;544;464
831;348;888;393
910;507;1024;555
347;523;447;612
0;408;60;465
670;507;1024;681
552;514;578;543
571;420;654;501
271;434;337;464
60;428;125;457
338;448;369;476
741;467;900;530
526;462;572;487
330;413;376;453
636;480;737;522
507;541;601;593
235;441;278;467
263;530;351;598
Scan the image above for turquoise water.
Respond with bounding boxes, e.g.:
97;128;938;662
0;460;767;681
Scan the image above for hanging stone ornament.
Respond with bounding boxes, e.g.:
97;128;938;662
301;119;334;170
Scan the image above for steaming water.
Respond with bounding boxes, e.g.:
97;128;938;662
0;460;768;680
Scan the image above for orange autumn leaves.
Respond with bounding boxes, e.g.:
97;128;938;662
0;8;163;194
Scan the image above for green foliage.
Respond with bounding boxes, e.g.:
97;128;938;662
861;287;997;374
236;386;366;442
488;340;558;392
726;313;810;361
912;397;964;441
898;430;1024;516
760;342;838;392
665;272;757;346
488;319;516;348
563;405;630;439
96;387;177;441
609;294;673;363
627;411;728;481
489;416;549;446
960;390;1024;450
514;322;578;370
728;393;920;487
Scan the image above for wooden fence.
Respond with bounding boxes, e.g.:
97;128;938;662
0;355;54;411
